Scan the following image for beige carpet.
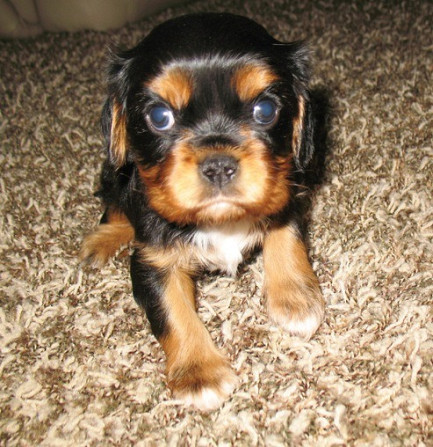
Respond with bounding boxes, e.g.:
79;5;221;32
1;0;432;445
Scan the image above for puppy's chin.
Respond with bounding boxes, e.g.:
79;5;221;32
194;200;247;225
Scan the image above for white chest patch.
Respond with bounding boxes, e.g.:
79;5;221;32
192;221;263;276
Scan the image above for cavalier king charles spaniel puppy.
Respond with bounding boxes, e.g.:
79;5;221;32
81;12;325;410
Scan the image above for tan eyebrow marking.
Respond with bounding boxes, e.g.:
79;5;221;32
232;64;279;102
147;67;193;110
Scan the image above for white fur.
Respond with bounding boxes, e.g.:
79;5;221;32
192;220;262;276
271;312;322;340
180;375;237;411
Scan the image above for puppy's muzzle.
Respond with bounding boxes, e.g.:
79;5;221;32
199;154;239;188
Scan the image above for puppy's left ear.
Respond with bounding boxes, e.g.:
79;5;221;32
292;93;315;172
285;42;315;171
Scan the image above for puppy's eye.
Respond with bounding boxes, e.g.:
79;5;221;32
253;99;279;126
147;105;175;131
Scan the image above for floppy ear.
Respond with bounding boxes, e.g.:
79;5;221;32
101;50;134;170
285;41;315;171
101;97;128;169
292;94;315;171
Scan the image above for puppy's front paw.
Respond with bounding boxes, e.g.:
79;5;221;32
168;358;237;411
263;224;325;340
267;282;324;340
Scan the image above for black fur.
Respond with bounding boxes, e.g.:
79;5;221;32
130;250;169;339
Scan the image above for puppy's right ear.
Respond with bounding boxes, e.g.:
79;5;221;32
101;50;134;170
101;97;128;169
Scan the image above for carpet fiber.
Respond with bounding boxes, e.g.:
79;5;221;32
1;0;432;445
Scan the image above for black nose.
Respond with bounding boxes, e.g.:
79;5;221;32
200;154;239;187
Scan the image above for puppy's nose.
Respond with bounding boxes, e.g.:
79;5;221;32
200;154;238;187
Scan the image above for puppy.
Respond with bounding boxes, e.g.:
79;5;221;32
81;12;325;410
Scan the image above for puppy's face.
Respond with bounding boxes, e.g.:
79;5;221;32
106;14;313;225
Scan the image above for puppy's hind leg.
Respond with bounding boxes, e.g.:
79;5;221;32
80;208;135;267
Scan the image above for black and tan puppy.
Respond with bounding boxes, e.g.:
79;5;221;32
81;12;324;410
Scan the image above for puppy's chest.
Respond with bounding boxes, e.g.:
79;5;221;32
191;221;264;276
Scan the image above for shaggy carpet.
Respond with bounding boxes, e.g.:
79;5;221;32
1;0;432;445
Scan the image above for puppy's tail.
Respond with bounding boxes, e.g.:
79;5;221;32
80;210;135;267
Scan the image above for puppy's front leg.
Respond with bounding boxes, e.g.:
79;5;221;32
131;247;237;411
263;223;324;340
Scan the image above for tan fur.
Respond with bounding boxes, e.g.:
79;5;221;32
140;245;236;409
139;135;292;226
147;66;193;110
110;101;128;169
232;63;279;102
235;134;292;217
139;242;195;273
138;141;204;224
292;96;305;158
80;212;134;267
263;223;324;339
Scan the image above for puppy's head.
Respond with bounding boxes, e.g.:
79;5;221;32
104;13;314;225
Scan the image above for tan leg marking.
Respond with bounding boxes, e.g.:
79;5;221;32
80;211;134;267
263;224;324;340
142;246;237;410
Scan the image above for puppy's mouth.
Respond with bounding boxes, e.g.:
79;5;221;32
194;196;247;223
202;198;235;210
